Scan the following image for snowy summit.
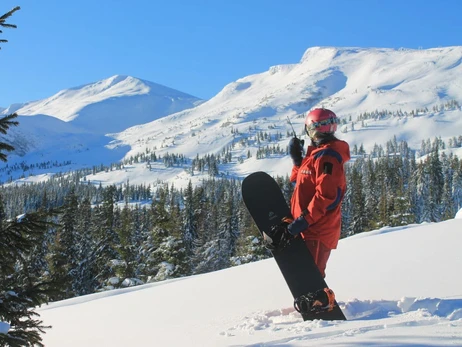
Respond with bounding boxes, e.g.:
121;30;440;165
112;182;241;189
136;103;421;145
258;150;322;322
1;74;203;133
1;46;462;185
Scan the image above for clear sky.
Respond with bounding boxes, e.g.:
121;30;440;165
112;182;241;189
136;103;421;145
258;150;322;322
1;0;461;107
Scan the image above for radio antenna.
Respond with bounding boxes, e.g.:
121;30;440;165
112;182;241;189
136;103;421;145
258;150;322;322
287;115;305;146
287;116;298;138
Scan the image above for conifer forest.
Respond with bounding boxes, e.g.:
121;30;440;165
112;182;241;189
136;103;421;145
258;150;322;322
1;134;461;302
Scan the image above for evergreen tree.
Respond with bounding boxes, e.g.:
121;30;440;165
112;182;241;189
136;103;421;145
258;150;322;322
1;9;56;342
182;180;198;257
452;157;462;212
215;180;240;267
0;6;20;51
427;150;444;221
363;159;379;230
389;181;414;226
0;114;18;162
74;196;99;295
348;163;367;234
92;186;119;289
115;203;137;279
231;199;270;265
151;235;188;281
0;212;55;347
49;187;79;298
415;161;430;222
46;229;71;301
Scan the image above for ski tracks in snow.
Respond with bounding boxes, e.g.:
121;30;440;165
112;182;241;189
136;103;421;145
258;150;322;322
221;297;462;346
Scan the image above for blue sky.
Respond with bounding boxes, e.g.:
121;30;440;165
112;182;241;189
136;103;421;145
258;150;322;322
1;0;461;106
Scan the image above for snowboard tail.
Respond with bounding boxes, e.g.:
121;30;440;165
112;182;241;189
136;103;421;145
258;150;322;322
242;171;346;321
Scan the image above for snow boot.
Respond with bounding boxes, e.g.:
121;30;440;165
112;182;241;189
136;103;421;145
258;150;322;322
294;288;336;314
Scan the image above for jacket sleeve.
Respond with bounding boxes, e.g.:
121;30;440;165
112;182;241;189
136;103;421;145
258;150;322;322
290;165;300;183
305;149;344;226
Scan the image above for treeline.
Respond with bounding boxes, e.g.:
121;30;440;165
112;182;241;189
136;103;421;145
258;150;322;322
356;99;460;121
0;159;72;178
1;178;275;302
342;136;462;235
1;137;462;304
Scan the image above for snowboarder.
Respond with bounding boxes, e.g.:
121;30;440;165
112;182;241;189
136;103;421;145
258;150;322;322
243;108;349;316
269;108;349;313
286;108;350;278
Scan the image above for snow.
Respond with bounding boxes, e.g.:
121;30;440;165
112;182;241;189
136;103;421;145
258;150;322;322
456;208;462;219
2;47;462;184
1;75;202;128
36;218;462;346
2;46;462;345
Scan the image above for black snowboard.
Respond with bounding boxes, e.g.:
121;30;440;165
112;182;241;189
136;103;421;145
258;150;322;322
241;171;346;321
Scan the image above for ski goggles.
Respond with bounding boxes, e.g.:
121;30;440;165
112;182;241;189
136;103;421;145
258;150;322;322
305;117;340;131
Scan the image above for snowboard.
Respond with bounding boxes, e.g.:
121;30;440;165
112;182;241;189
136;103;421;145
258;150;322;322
241;171;346;321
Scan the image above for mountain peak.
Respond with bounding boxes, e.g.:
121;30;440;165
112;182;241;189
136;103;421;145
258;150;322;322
2;76;203;130
2;46;462;184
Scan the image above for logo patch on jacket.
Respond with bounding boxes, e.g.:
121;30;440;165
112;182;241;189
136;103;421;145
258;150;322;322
323;162;333;175
301;169;312;175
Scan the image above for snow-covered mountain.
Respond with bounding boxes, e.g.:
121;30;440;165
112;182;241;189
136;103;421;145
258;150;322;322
36;215;462;346
113;46;462;158
1;75;203;133
2;46;462;185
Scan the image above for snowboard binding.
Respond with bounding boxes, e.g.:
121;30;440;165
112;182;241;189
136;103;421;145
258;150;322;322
262;217;294;250
294;288;336;314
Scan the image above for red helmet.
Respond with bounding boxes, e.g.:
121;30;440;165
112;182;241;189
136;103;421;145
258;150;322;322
305;108;339;138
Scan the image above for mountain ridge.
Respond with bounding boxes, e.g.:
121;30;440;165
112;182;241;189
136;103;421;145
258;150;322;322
1;46;462;185
1;75;204;133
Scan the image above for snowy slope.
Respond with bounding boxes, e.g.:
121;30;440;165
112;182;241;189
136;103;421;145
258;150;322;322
1;75;203;133
36;217;462;346
2;46;462;184
0;115;130;169
113;46;462;159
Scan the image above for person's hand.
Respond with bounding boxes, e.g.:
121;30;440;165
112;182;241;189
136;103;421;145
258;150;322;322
287;215;309;235
263;219;294;250
289;137;304;166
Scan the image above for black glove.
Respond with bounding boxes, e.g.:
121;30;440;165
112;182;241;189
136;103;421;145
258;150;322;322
287;215;309;235
289;137;304;166
262;219;293;250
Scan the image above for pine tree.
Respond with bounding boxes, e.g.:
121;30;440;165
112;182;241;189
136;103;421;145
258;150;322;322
452;157;462;212
92;186;119;289
427;150;444;222
46;229;71;301
1;9;56;342
389;180;414;226
0;6;20;51
151;235;188;281
0;211;55;347
74;196;99;295
115;203;137;279
182;180;198;257
348;163;367;233
231;200;270;265
415;161;430;222
362;159;379;230
440;153;455;220
0;114;18;162
49;187;79;299
377;163;390;227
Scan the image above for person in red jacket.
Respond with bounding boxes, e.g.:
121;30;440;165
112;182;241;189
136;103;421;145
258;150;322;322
286;108;350;279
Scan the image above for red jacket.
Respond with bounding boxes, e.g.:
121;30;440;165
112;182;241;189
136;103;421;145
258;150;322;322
290;139;350;249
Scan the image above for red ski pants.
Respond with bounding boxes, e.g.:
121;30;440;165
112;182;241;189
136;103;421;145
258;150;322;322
304;239;331;278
